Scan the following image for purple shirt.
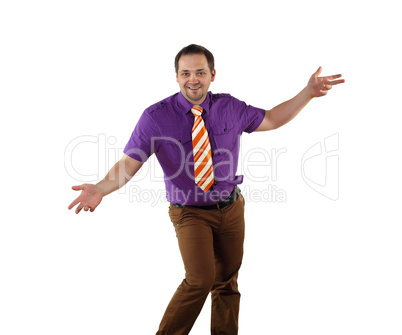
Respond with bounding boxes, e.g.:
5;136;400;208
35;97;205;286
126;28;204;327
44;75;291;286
124;91;265;205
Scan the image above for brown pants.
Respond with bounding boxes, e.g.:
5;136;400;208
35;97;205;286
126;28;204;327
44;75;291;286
157;192;245;335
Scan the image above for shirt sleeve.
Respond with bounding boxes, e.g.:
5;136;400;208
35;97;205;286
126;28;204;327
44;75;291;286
234;98;266;133
123;110;160;162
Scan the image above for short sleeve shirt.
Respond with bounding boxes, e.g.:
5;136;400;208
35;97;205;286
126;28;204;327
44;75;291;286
124;91;265;205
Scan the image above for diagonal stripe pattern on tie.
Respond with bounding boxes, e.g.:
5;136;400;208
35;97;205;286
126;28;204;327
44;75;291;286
191;106;214;192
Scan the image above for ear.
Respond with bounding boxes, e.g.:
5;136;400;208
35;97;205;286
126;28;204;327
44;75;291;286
211;69;216;82
176;71;179;83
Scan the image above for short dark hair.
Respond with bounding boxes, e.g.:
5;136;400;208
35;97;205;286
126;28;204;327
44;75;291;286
174;44;215;74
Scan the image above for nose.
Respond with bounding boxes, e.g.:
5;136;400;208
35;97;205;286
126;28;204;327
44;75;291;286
188;73;199;83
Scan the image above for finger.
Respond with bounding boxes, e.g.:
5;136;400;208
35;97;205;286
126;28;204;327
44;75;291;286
322;74;342;80
68;198;80;210
314;66;322;78
320;90;328;96
72;185;84;191
75;204;84;214
323;77;344;85
328;79;345;85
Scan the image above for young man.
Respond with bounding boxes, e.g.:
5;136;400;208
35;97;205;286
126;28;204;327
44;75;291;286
68;44;344;334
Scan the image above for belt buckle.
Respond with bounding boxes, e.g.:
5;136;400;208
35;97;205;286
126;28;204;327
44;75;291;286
217;191;233;210
217;201;227;210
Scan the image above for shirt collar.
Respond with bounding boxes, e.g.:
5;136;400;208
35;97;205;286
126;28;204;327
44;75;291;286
178;91;212;114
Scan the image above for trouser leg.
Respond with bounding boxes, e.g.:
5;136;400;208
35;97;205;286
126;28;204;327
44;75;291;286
211;194;245;335
157;205;216;335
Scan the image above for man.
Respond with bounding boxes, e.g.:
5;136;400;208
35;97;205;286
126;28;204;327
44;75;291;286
68;44;344;334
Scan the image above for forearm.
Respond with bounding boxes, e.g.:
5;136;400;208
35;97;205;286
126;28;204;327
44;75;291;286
268;86;312;129
96;155;143;196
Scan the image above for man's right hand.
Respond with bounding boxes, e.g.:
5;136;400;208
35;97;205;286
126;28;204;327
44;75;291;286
68;154;144;214
68;184;104;214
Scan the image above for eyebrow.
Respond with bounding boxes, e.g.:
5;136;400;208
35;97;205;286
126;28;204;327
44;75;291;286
180;69;206;73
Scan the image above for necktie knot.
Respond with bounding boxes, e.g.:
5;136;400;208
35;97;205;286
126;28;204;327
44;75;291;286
191;106;203;117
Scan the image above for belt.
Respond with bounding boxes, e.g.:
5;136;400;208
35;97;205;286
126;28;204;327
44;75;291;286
173;186;240;210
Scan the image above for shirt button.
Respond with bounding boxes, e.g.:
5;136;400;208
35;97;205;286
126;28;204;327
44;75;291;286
178;140;181;143
224;128;227;132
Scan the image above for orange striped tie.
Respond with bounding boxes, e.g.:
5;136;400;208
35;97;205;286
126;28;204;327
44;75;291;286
191;106;214;192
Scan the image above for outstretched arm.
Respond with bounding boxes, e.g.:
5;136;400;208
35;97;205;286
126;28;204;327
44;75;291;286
68;154;144;214
254;67;345;132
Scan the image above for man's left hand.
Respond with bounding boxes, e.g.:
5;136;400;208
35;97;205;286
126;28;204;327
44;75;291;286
308;66;345;98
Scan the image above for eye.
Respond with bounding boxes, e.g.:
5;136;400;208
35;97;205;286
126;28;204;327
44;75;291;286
198;72;205;76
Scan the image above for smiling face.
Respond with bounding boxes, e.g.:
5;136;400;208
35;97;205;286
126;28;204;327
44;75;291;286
176;53;216;105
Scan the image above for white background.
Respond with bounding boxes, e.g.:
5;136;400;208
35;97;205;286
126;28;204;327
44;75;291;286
1;0;401;334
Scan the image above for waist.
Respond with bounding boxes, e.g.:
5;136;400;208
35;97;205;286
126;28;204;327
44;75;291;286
172;186;240;210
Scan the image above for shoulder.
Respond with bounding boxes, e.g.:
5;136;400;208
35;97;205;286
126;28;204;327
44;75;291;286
211;92;244;105
210;93;246;111
144;93;178;115
211;92;233;102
